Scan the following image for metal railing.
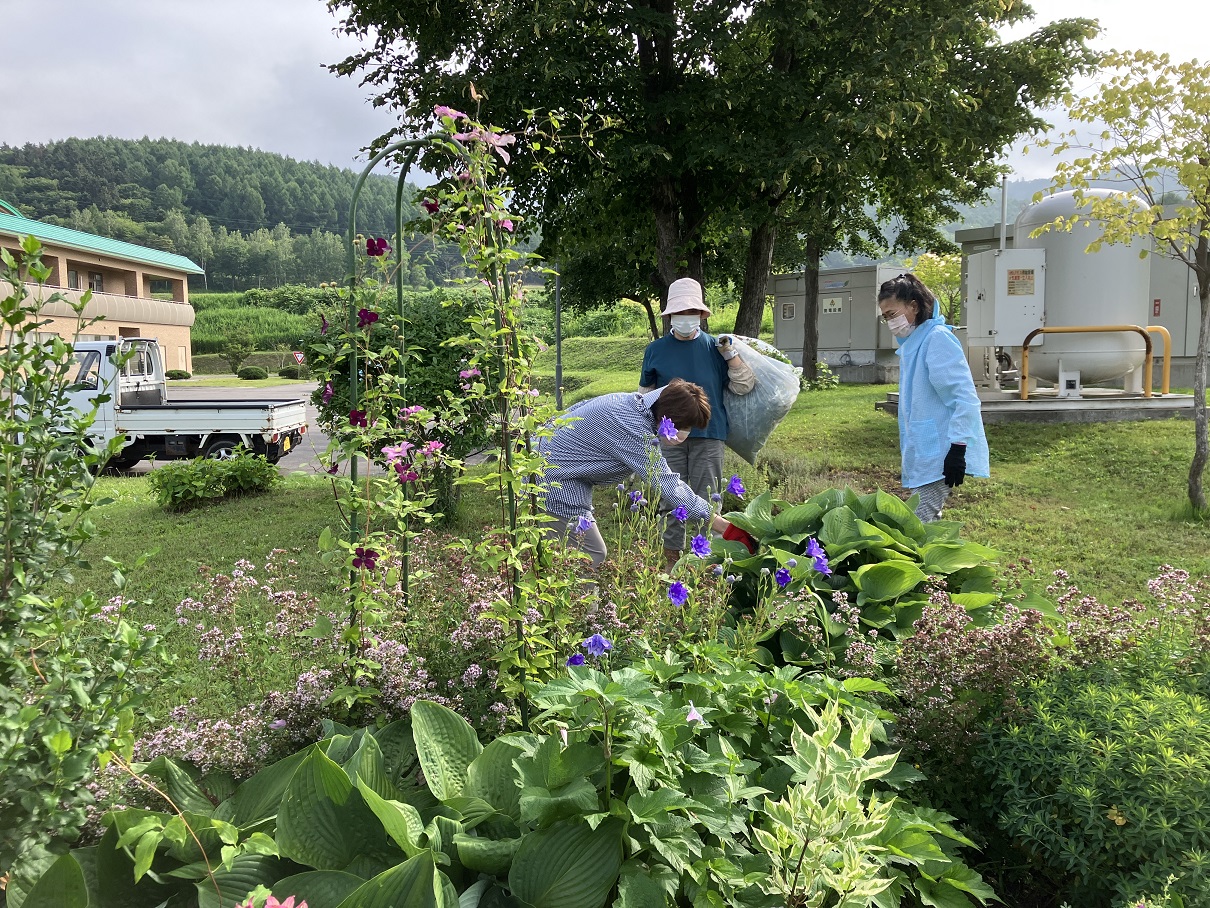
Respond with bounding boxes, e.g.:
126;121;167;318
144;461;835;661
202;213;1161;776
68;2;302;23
1019;324;1164;400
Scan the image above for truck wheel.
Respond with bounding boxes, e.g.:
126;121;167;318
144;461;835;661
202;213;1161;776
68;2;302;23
107;451;144;471
201;437;242;460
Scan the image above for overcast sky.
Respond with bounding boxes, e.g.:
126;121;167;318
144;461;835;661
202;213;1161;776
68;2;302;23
1;0;1202;181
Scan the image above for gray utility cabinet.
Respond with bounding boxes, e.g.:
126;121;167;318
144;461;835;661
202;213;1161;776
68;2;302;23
772;264;903;380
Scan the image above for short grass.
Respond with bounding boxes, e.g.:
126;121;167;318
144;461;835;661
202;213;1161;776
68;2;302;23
58;342;1210;714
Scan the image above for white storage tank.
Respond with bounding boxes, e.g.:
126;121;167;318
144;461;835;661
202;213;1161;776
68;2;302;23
1014;189;1151;384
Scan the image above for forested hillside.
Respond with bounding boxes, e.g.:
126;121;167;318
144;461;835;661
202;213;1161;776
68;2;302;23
0;137;465;290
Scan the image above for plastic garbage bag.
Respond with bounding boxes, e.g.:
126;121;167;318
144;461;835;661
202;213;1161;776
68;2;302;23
723;335;801;464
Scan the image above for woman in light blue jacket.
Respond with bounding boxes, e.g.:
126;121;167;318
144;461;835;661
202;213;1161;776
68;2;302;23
878;273;989;522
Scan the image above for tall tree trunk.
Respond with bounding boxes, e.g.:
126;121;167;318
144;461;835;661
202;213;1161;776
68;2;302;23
1188;282;1209;511
800;235;823;382
734;219;777;338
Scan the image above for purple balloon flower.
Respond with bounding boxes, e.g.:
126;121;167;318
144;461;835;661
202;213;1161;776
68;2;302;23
726;475;746;497
657;416;678;441
668;581;689;607
672;506;688;522
582;634;612;658
775;567;792;588
566;653;586;667
690;535;711;558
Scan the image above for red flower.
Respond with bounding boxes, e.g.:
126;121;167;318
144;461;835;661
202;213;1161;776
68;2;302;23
421;200;440;214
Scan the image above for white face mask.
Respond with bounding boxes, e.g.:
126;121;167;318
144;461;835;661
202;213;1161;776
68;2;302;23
885;314;915;338
670;315;701;338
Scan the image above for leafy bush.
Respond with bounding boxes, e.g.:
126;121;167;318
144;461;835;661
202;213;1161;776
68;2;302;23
277;365;302;379
165;369;191;380
715;486;1053;672
21;650;995;908
147;453;280;510
237;365;269;380
1;239;165;875
192;308;312;355
975;661;1210;907
244;283;341;315
802;360;840;391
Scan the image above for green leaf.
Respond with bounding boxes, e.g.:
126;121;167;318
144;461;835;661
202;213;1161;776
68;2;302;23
196;855;284;908
616;860;669;908
920;542;998;575
454;833;521;875
333;851;442;908
915;877;977;908
411;700;483;801
273;871;366;908
772;501;823;535
141;755;218;816
346;733;400;801
508;817;623;908
852;561;927;602
356;779;426;856
626;788;694;822
21;854;88;908
465;735;525;818
519;778;599;827
276;747;388;870
213;745;311;828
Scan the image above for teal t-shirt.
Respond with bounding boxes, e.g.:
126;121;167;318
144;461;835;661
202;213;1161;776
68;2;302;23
639;332;730;439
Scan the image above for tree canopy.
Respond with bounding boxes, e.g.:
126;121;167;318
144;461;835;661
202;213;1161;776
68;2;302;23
331;0;1097;340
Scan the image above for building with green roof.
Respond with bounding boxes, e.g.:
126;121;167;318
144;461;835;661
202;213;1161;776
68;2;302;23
0;201;202;372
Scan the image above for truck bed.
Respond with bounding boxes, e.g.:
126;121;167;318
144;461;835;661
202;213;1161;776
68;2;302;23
116;399;308;434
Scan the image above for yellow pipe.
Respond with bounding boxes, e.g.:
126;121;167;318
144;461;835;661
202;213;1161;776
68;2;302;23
1019;325;1154;400
1145;325;1172;395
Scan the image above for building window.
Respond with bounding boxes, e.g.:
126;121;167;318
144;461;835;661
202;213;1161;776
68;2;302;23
67;269;79;289
88;272;104;292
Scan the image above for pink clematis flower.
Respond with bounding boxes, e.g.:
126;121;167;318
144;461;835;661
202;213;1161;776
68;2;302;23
500;218;514;232
381;442;414;465
452;128;517;164
433;105;466;119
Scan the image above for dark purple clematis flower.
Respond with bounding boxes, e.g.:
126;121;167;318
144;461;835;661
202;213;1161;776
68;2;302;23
357;308;379;329
320;313;329;335
322;382;334;405
365;237;391;256
352;547;379;570
421;200;440;214
349;409;368;428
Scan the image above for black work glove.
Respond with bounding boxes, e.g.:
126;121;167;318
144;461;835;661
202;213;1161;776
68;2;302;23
942;443;967;488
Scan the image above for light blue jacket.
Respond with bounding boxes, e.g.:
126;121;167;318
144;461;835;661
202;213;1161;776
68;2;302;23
894;302;990;489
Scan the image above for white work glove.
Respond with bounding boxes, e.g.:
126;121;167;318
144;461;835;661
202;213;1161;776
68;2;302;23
717;335;740;361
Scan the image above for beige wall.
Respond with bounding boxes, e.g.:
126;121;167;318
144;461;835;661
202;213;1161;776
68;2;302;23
1;236;197;371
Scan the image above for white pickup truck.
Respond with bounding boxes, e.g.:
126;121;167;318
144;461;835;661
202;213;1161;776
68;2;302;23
68;339;308;469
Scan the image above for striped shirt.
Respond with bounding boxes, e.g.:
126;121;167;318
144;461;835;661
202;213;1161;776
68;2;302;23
538;388;714;521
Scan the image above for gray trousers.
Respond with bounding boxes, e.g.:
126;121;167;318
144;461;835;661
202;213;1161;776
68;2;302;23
544;513;608;566
660;437;725;550
912;479;952;523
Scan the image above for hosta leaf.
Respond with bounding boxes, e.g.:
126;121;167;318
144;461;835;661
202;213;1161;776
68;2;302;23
21;854;88;908
465;735;525;818
853;561;926;602
196;854;283;908
920;542;997;575
356;779;426;856
346;733;399;801
273;871;365;908
508;817;624;908
213;745;311;828
914;877;977;908
454;834;521;875
139;756;217;816
411;700;483;801
333;851;442;908
772;501;823;535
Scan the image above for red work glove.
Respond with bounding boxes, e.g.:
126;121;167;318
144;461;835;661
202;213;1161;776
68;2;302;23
722;522;758;554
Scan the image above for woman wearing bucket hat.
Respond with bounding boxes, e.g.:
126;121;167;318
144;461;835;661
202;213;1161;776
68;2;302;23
640;277;755;566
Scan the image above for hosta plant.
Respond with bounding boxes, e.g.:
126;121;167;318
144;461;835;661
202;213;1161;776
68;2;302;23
713;486;1055;672
16;648;995;908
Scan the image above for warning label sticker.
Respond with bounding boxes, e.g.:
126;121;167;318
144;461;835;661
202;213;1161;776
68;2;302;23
1006;268;1035;296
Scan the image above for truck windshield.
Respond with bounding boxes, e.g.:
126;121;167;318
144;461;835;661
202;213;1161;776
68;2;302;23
68;350;100;390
